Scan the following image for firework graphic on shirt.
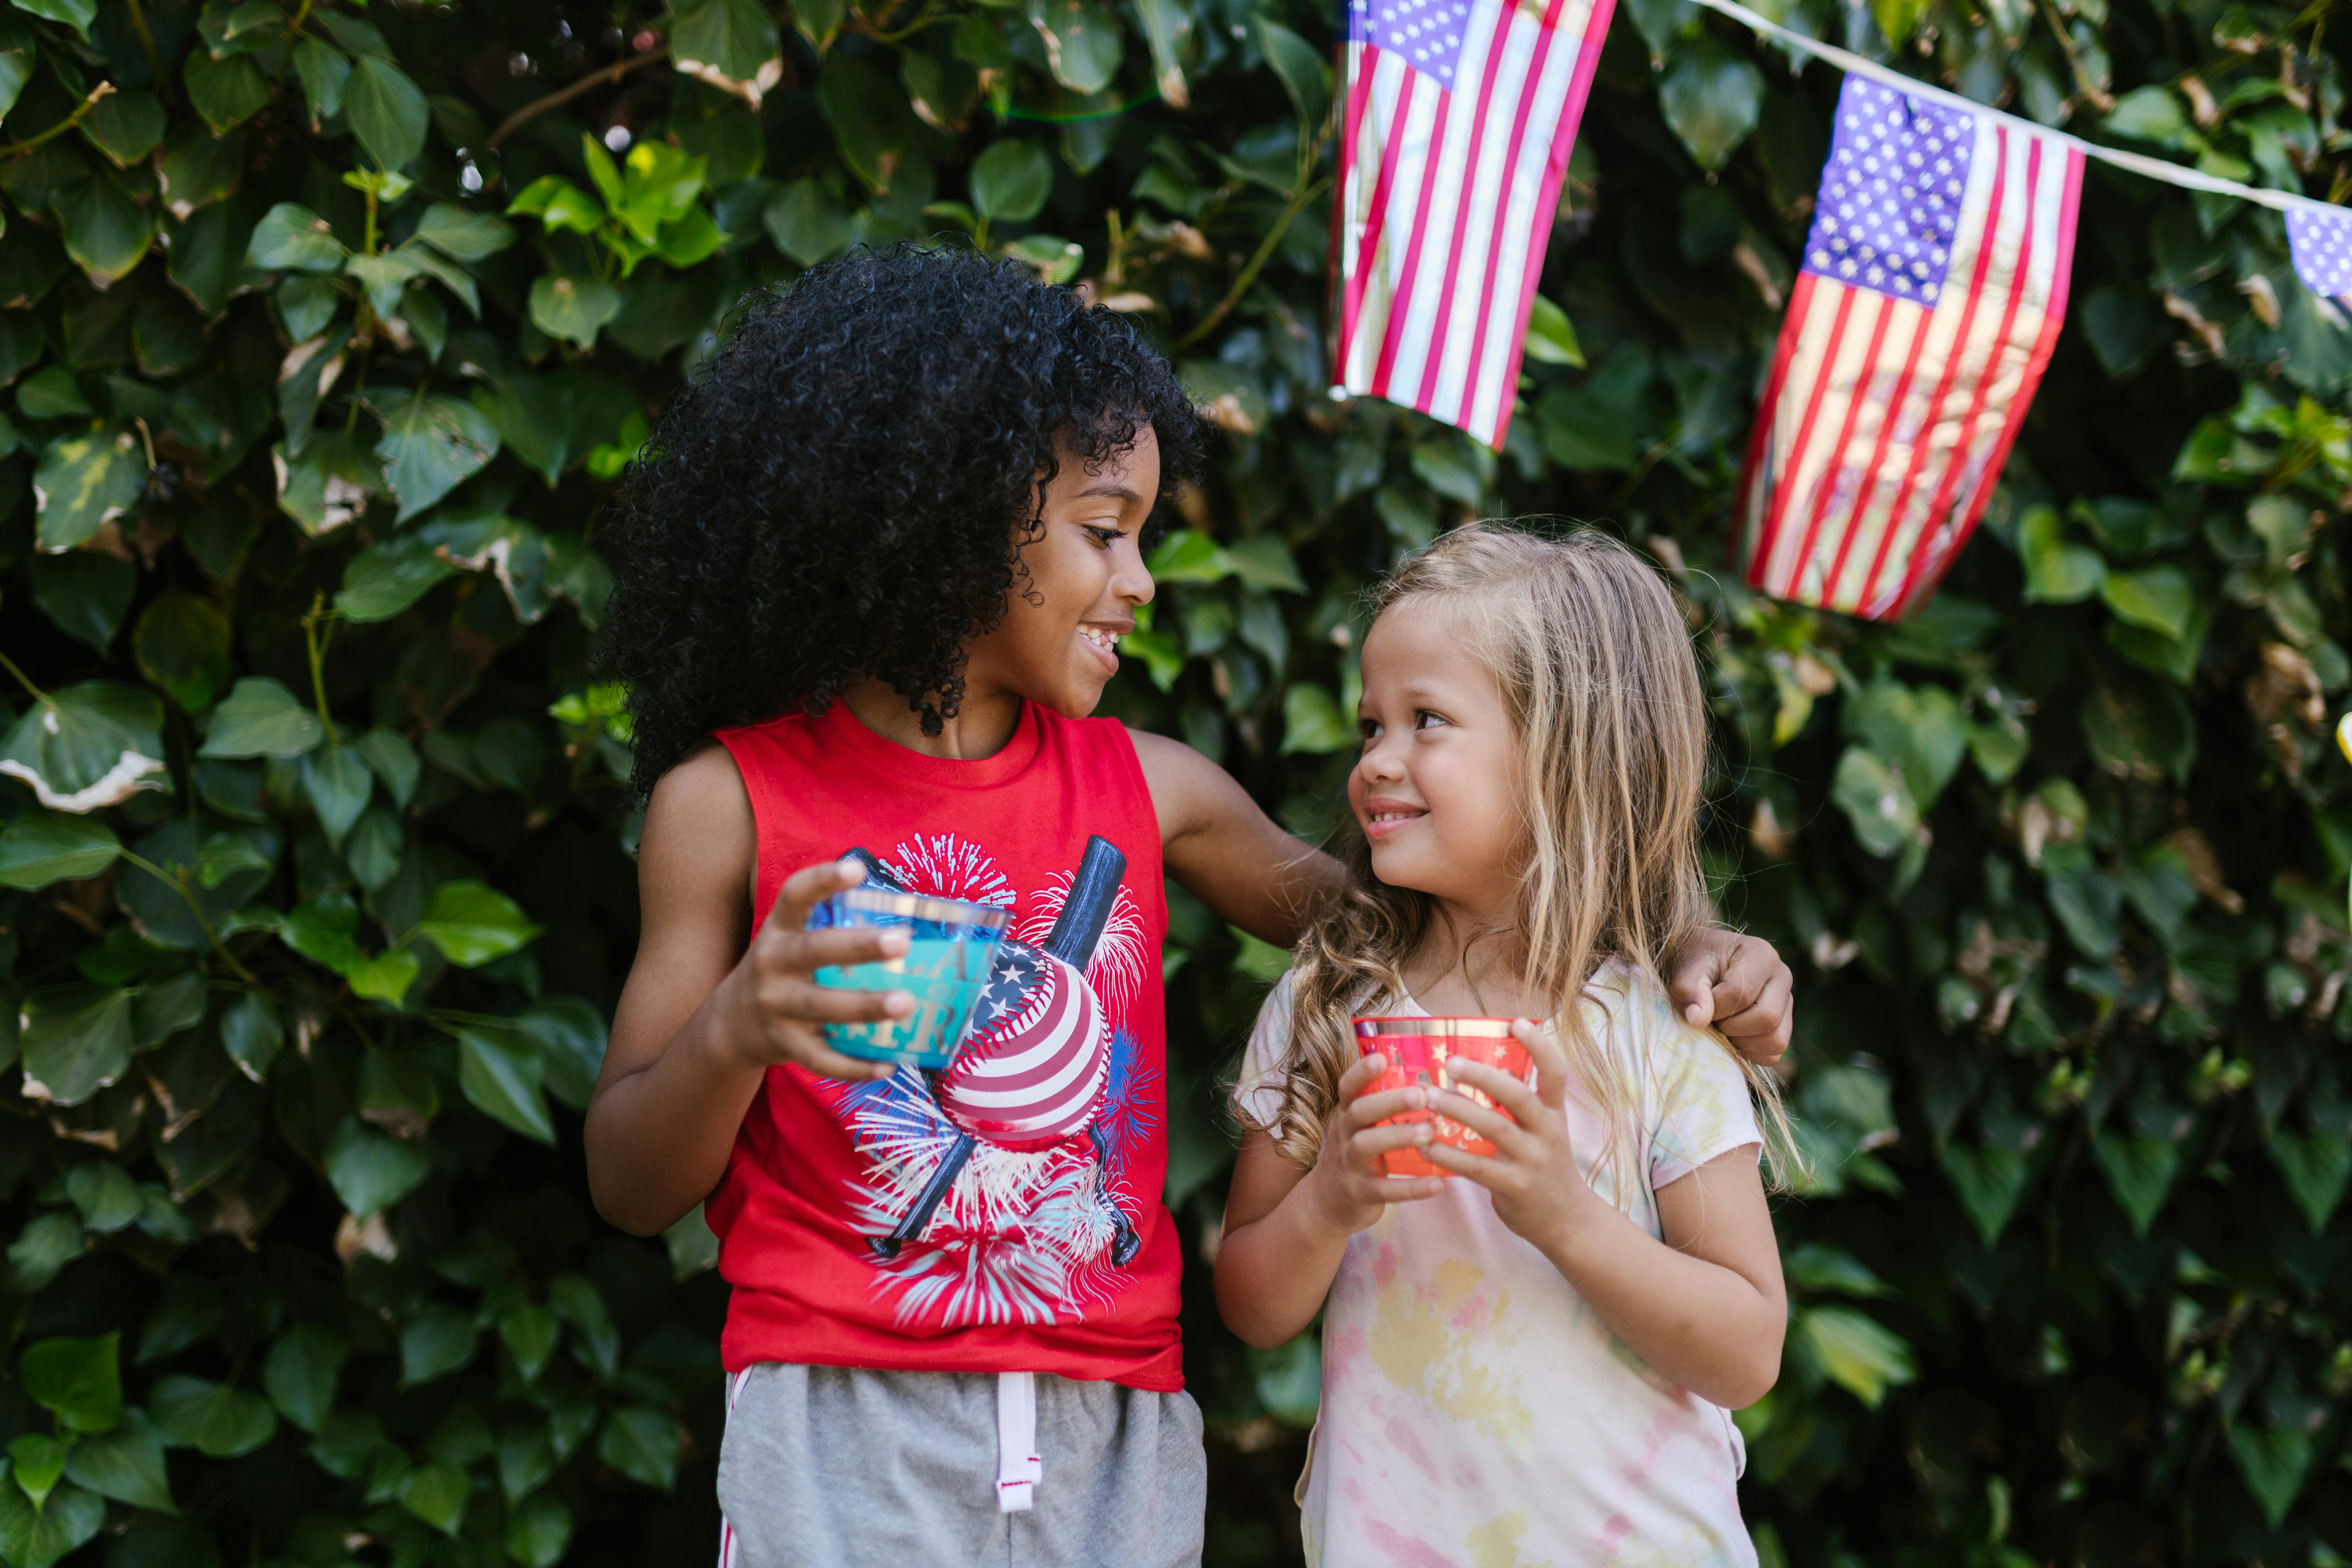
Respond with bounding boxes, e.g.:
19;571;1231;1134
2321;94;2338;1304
819;832;1155;1327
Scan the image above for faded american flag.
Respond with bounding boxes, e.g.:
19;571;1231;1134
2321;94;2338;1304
1328;0;1614;448
1736;77;2084;621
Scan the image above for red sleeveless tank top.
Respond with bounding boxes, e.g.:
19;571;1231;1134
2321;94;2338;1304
707;700;1183;1390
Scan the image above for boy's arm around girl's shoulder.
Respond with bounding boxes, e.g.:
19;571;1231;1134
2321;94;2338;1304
1125;727;1801;1064
1127;726;1339;946
582;744;907;1237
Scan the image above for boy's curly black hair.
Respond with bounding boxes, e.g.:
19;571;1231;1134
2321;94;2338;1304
596;244;1207;796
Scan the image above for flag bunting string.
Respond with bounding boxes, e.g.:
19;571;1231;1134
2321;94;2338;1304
1687;0;2345;220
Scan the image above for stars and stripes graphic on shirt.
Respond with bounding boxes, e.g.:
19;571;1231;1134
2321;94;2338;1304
1736;77;2084;621
1328;0;1615;448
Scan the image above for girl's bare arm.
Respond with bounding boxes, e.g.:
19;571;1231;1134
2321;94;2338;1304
1433;1026;1787;1408
1213;1058;1444;1348
582;746;909;1236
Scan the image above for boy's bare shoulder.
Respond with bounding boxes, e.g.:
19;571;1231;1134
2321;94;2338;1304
1122;725;1238;839
639;742;756;903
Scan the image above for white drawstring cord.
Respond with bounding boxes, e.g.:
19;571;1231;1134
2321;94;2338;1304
995;1371;1042;1513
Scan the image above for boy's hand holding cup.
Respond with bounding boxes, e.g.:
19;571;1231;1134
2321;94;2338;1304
722;859;916;1082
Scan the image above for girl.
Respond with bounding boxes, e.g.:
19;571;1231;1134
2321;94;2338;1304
1217;525;1791;1567
583;248;1796;1567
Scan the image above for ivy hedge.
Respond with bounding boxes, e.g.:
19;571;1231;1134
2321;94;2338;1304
0;0;2345;1561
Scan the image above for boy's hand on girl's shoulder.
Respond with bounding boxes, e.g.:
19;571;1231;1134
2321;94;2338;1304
1668;929;1795;1067
1305;1056;1448;1233
719;859;912;1083
1420;1022;1601;1253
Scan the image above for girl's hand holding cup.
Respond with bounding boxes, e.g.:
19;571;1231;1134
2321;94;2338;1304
1419;1021;1602;1253
1303;1054;1449;1236
722;859;914;1082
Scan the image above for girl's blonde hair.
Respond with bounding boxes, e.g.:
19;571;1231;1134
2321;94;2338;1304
1253;522;1792;1199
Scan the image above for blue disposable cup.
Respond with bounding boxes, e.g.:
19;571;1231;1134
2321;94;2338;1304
807;885;1011;1068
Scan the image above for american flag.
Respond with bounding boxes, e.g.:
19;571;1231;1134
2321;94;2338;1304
2287;206;2352;308
1737;77;2084;620
1328;0;1614;448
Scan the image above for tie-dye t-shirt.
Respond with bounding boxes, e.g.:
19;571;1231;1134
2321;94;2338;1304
1235;965;1763;1568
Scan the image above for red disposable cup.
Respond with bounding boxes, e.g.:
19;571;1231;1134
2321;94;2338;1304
1350;1017;1533;1178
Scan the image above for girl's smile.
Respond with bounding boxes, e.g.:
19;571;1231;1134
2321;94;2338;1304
1359;797;1428;838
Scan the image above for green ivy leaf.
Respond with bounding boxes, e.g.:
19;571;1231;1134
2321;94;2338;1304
62;1164;140;1231
2228;1424;2315;1529
7;1214;84;1294
1146;528;1234;583
2092;1132;2183;1236
8;1434;65;1510
418;881;541;967
1829;747;1918;859
51;170;155;283
343;55;429;170
969;139;1052;224
399;1306;478;1387
1521;293;1584;368
198;676;324;759
245;203;346;273
512;996;608;1112
471;368;636;488
300;743;373;847
458;1028;554;1144
32;423;146;551
218;992;284;1083
596;1407;678;1492
0;1471;103;1568
149;1376;276;1457
0;680;167;811
0;811;119;890
61;1408;173;1514
18;986;132;1106
506;1492;575;1568
401;1460;471;1535
182;51;272;135
280;888;363;974
1658;36;1762;173
21;1334;121;1432
763;178;855;267
2099;563;2194;639
80;86;165;167
27;551;134;654
292;37;351;124
1245;1332;1321;1427
1026;0;1122;94
665;1204;719;1279
525;273;623;351
133;588;233;712
322;1116;432;1217
1254;18;1330;135
1279;684;1354;755
2268;1132;2352;1233
1938;1142;2030;1246
1795;1306;1917;1409
500;1304;562;1384
7;0;90;36
412;201;514;261
670;0;784;107
366;388;500;520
